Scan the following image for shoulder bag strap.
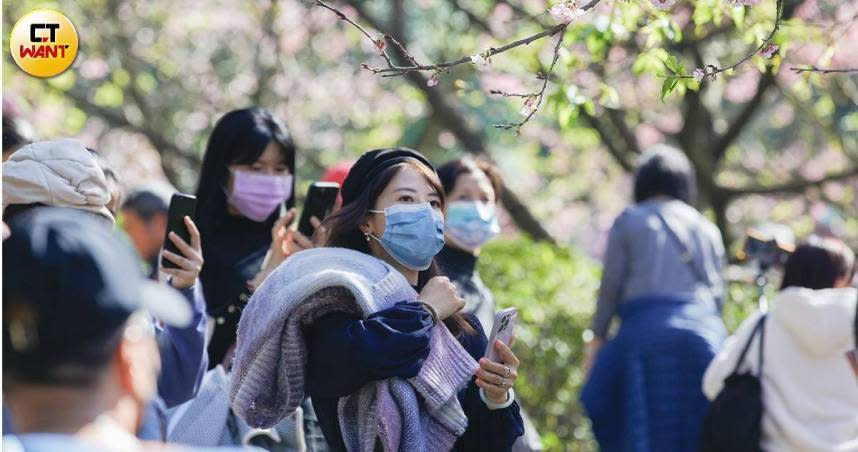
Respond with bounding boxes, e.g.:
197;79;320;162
732;314;767;375
653;209;708;285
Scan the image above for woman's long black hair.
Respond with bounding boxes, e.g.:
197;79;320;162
195;107;296;237
322;158;475;336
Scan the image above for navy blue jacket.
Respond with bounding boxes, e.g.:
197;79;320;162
306;302;524;451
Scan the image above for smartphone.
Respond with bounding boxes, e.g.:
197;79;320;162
297;182;340;237
161;193;197;269
484;307;518;362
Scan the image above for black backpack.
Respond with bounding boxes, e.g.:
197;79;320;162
700;314;767;452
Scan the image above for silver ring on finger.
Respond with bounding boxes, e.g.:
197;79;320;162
503;366;511;378
500;377;507;387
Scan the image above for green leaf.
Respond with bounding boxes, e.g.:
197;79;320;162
136;72;156;93
661;76;679;101
583;100;596;116
585;33;607;61
598;83;620;107
46;71;76;91
664;54;681;74
557;105;579;129
659;53;686;79
693;3;714;28
94;83;124;108
633;48;671;76
731;5;746;29
112;68;131;87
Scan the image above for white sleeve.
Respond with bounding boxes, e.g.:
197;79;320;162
702;311;764;400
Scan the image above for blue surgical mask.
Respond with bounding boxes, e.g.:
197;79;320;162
368;202;445;271
445;201;500;250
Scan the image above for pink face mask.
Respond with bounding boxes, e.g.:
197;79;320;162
227;169;293;221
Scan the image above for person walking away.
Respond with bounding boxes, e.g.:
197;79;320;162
580;144;727;452
703;238;858;452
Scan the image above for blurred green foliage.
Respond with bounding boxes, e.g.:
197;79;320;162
480;236;768;451
480;236;600;451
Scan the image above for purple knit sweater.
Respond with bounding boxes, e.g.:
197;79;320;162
229;248;478;452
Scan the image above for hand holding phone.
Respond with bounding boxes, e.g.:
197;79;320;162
160;194;203;290
476;307;520;405
484;307;518;363
161;194;197;269
298;182;340;238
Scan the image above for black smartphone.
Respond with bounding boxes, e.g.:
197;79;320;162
298;182;340;237
161;193;197;269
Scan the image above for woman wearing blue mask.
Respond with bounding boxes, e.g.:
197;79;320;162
230;148;524;451
436;158;503;331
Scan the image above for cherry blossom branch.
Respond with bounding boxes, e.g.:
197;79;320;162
679;0;784;82
315;0;600;77
790;66;858;74
489;90;535;98
313;0;405;71
492;29;566;133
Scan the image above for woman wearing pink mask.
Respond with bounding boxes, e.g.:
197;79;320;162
195;107;306;370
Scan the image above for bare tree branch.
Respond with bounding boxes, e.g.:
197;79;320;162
492;29;566;133
790;66;858;74
315;0;600;77
677;0;784;81
345;0;558;243
720;167;858;196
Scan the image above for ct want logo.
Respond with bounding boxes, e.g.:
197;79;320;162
10;10;79;78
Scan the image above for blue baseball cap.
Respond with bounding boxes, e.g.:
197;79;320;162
3;207;190;368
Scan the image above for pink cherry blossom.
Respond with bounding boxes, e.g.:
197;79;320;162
650;0;677;10
427;74;439;87
520;96;537;116
759;43;779;59
549;3;581;24
693;68;706;82
470;54;489;70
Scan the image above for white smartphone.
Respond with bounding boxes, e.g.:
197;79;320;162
484;307;518;362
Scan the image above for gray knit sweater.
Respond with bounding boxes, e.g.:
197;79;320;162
229;247;478;452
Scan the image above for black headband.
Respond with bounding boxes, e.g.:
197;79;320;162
340;148;434;206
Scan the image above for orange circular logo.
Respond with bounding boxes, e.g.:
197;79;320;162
10;10;79;78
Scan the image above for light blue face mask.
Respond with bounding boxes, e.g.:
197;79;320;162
445;201;500;250
368;202;445;271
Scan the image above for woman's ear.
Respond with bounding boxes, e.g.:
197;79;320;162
359;216;371;235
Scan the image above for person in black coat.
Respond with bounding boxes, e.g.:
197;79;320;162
194;107;307;369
